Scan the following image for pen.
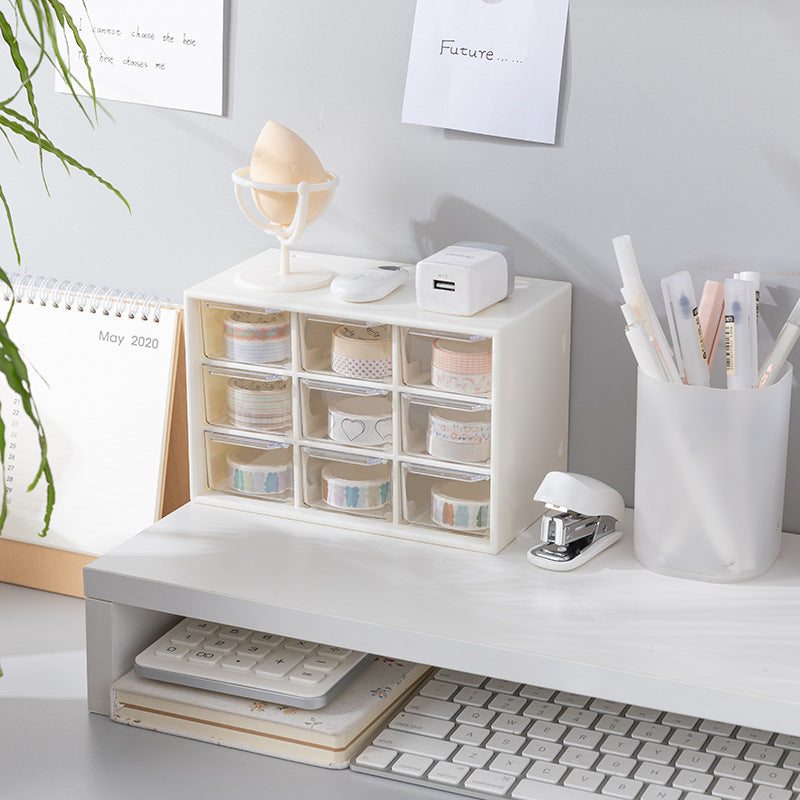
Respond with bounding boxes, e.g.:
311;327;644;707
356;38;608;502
757;295;800;387
624;319;667;381
724;278;758;390
661;270;710;387
613;235;681;383
697;281;725;368
735;270;760;320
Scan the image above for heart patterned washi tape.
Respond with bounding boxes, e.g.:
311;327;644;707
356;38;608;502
341;418;367;441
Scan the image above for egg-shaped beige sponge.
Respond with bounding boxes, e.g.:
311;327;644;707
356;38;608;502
249;121;331;225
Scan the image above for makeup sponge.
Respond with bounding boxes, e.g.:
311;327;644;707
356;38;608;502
249;121;330;225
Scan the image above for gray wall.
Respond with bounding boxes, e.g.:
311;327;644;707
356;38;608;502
4;1;800;529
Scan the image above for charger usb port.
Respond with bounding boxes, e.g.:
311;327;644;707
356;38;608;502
433;279;456;292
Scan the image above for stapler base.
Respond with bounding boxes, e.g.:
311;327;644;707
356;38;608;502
527;529;623;571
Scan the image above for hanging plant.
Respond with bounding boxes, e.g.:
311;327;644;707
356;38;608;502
0;0;128;535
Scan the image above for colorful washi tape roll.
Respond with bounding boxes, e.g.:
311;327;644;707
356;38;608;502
227;447;293;496
331;324;392;380
328;395;393;447
430;338;492;395
430;480;490;532
427;408;491;462
322;461;391;510
226;376;292;430
223;310;291;363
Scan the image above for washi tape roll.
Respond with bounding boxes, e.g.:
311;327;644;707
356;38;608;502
430;338;492;395
331;324;392;379
227;447;293;496
223;310;291;363
427;408;491;462
328;395;393;447
322;462;391;510
430;480;490;532
226;376;292;430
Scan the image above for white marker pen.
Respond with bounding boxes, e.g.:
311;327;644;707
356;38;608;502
724;278;758;390
757;296;800;387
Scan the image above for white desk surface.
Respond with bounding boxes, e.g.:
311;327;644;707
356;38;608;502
84;501;800;736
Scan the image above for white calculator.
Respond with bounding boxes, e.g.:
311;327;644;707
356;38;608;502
133;617;372;709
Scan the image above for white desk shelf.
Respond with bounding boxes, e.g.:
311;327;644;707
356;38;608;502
85;501;800;738
183;249;572;553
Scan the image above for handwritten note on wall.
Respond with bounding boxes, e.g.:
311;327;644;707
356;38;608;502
55;0;225;115
402;0;569;144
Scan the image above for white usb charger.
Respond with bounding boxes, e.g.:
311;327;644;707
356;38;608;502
415;242;515;316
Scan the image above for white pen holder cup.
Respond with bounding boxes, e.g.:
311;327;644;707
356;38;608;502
634;365;792;582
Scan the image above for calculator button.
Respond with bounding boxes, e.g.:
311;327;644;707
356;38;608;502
289;667;326;685
317;645;351;660
220;655;257;672
236;643;271;659
170;631;206;646
218;626;252;641
187;650;223;666
184;619;219;635
154;643;190;660
284;639;317;654
254;649;303;677
201;638;238;654
303;656;340;673
249;632;285;647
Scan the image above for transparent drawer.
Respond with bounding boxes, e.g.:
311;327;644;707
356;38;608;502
301;447;392;519
200;301;292;366
205;432;293;502
401;462;490;536
401;394;491;464
299;315;392;382
299;379;392;450
401;328;492;396
202;364;293;434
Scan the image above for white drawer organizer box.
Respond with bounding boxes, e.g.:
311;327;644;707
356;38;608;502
185;249;571;554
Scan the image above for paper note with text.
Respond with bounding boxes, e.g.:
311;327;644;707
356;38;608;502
55;0;225;115
402;0;569;143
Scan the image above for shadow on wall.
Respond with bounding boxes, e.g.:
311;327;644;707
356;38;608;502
409;195;638;506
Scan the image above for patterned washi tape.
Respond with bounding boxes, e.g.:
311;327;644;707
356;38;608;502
226;376;292;431
331;324;392;380
328;395;393;447
223;310;291;363
427;408;491;463
430;480;490;532
227;447;293;496
430;338;492;395
322;461;391;510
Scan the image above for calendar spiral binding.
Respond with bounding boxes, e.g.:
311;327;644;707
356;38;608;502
1;274;170;322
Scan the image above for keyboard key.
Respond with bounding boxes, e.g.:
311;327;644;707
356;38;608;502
489;694;526;715
637;743;677;765
596;715;634;736
737;727;773;744
419;679;457;701
563;768;604;791
492;713;529;735
456;705;496;728
596;754;636;777
488;753;530;776
463;768;516;795
676;750;716;773
525;760;568;783
673;769;714;793
714;758;753;780
451;724;491;746
782;751;800;770
707;737;746;758
373;729;457;760
669;729;707;750
711;777;753;800
641;786;682;800
388;712;453;739
520;685;555;701
513;777;572;798
486;678;521;694
631;722;669;743
453;686;492;707
485;732;526;754
634;762;674;785
524;701;561;721
522;740;562;762
600;736;639;758
626;706;661;722
662;712;699;730
391;753;432;777
555;691;591;708
154;643;190;659
775;735;800;751
405;696;460;720
564;728;604;750
603;776;644;799
752;765;792;788
528;720;567;742
701;720;736;737
560;746;600;769
590;699;627;715
428;760;469;785
560;708;598;729
752;787;793;800
434;668;485;687
354;745;396;769
453;745;492;768
744;744;783;765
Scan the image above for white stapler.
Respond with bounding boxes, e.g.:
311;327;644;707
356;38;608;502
527;472;625;571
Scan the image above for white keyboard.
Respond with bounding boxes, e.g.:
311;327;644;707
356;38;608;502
133;617;371;709
351;668;800;800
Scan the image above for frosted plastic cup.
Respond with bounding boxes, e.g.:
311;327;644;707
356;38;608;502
634;365;792;582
